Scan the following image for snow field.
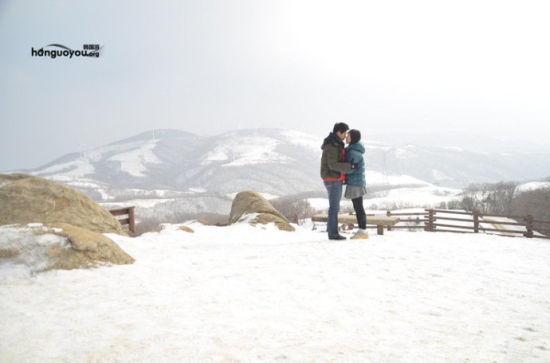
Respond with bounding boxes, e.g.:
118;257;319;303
1;222;550;362
109;140;162;177
201;136;291;167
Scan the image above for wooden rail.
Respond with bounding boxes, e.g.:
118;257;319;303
109;206;136;235
423;209;550;239
312;208;550;239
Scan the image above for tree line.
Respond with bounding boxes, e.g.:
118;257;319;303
447;179;550;234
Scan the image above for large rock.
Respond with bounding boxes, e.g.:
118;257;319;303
0;223;134;273
47;223;134;269
0;174;125;235
229;191;295;231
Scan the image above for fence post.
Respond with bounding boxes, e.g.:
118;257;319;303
473;210;479;233
525;215;534;238
128;206;136;235
387;210;392;231
425;209;435;232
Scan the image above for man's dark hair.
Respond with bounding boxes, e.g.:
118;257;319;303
349;129;361;144
333;122;349;134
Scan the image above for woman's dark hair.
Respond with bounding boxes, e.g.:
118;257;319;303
348;129;361;144
333;122;349;134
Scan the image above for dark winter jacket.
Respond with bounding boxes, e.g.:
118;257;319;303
345;142;366;187
320;133;353;180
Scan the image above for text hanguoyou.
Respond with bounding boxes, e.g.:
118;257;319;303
31;44;101;59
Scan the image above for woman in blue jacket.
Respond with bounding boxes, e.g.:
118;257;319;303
345;129;368;239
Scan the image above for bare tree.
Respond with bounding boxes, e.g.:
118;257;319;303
511;186;550;235
270;197;316;224
459;182;517;214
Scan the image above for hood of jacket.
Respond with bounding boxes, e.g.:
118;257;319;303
347;142;365;154
321;132;344;150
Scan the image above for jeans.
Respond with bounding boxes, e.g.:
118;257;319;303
352;196;367;229
324;181;343;238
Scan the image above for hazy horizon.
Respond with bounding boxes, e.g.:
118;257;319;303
4;126;550;172
5;127;550;176
2;0;549;171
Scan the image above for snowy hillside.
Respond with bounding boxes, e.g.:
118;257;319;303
1;222;549;361
27;128;550;194
15;128;550;217
30;129;324;195
516;180;550;194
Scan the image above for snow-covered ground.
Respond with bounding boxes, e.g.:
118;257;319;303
365;170;431;186
308;184;461;212
365;185;460;210
1;221;550;362
100;198;176;209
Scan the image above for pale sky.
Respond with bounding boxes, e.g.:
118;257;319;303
1;0;549;171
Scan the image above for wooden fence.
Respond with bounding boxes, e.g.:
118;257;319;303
109;206;136;235
381;209;550;239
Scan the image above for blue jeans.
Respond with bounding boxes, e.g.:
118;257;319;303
324;181;343;239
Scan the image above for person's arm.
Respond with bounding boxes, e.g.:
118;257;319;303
344;149;358;176
327;145;356;173
352;152;364;167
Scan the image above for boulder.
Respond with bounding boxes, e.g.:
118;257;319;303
229;191;295;231
48;223;134;269
0;174;125;235
0;223;134;273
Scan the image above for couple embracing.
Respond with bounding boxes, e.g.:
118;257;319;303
320;122;368;240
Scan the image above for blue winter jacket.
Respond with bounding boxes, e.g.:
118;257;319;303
345;142;366;187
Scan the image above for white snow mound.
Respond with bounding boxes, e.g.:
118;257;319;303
0;224;69;280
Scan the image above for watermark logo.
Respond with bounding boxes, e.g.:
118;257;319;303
31;43;101;59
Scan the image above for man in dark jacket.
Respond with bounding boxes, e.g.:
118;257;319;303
320;122;357;240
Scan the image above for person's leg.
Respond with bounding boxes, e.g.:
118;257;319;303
352;196;366;229
324;181;343;238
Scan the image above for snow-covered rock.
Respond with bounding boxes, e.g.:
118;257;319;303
229;190;294;231
0;223;134;278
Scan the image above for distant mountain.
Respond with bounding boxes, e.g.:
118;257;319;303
32;129;322;195
30;128;550;196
